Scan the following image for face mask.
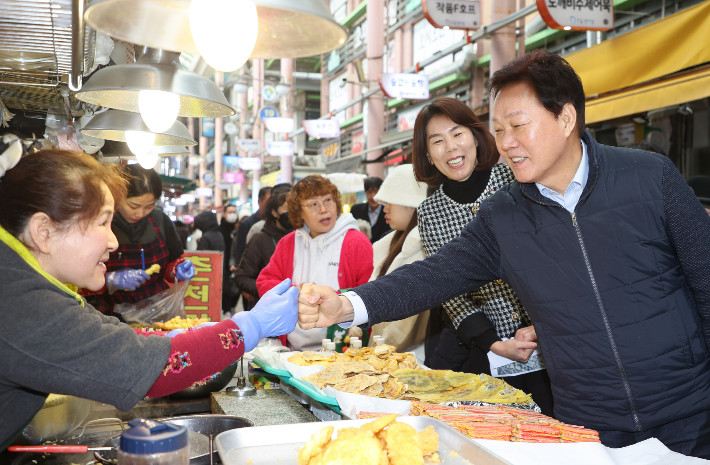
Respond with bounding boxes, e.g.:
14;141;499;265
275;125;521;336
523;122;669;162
225;213;238;223
278;212;293;230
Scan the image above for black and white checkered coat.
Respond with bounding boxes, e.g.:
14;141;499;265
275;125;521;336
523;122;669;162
417;163;532;338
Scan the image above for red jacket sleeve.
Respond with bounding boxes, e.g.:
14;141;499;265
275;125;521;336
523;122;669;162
339;230;374;289
256;232;295;297
145;319;244;398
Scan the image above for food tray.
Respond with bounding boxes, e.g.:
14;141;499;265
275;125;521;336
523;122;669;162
215;416;513;465
280;376;340;409
252;356;292;379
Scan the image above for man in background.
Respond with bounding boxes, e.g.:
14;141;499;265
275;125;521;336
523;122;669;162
351;177;390;242
233;186;271;268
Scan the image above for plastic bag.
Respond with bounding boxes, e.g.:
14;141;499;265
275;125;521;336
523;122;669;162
114;280;190;325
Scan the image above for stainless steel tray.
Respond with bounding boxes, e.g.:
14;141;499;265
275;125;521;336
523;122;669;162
215;416;513;465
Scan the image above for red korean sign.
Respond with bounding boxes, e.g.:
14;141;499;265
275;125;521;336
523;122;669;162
536;0;614;31
423;0;482;30
182;251;223;323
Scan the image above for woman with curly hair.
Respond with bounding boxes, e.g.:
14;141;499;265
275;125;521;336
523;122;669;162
257;175;373;350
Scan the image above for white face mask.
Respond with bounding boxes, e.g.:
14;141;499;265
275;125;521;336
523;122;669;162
225;213;238;223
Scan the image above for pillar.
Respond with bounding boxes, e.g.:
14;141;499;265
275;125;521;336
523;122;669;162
402;22;413;70
366;0;385;178
489;0;518;127
238;70;249;206
199;118;207;209
214;71;224;216
251;59;263;209
280;58;294;184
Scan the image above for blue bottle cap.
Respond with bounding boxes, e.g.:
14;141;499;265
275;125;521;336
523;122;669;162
120;418;188;454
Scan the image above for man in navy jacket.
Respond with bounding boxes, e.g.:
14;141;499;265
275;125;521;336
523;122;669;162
297;51;710;458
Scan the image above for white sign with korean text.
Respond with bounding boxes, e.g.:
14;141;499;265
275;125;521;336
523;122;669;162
423;0;481;30
537;0;614;31
239;157;262;171
238;139;260;152
303;119;341;139
413;19;465;75
266;141;295;157
263;117;295;134
380;73;430;100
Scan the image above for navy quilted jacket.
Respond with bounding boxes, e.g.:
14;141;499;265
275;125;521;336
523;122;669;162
354;132;710;432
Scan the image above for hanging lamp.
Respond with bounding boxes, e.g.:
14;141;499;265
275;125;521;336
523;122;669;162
75;48;235;118
81;110;197;147
83;0;348;58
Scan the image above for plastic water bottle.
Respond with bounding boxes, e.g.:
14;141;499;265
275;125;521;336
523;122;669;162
117;418;188;465
321;339;331;350
325;341;336;354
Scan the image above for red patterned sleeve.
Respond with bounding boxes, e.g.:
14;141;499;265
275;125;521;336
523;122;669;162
145;320;245;398
164;257;187;283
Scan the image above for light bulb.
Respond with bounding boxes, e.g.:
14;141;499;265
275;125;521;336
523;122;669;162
190;0;259;72
138;90;181;133
136;151;159;169
125;130;156;157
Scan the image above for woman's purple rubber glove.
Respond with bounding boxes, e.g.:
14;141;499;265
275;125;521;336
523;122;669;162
106;269;149;293
176;260;195;281
231;279;299;352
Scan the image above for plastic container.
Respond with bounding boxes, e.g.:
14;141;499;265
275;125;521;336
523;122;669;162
350;339;362;350
118;418;188;465
321;339;331;350
325;341;336;354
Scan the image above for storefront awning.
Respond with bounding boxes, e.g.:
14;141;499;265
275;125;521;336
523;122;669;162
566;0;710;98
585;66;710;124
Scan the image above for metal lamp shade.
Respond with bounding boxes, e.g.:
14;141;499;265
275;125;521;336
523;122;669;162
75;49;234;118
101;141;190;158
81;110;197;146
84;0;348;58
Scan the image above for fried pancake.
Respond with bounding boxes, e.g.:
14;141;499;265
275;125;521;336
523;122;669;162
384;422;424;465
298;425;334;465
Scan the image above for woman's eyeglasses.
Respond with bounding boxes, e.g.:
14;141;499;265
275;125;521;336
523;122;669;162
301;197;335;214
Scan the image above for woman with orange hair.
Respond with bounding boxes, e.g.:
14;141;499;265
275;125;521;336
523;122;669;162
257;175;373;350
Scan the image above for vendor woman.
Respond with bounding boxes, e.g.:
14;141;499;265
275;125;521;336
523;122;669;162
0;147;299;450
89;164;195;316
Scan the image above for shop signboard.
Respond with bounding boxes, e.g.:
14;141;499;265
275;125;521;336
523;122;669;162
239;157;262;171
266;141;294;157
537;0;614;31
223;155;242;166
238;139;260;152
329;71;349;125
202;170;214;183
352;130;365;154
423;0;481;30
303;119;341;139
397;104;424;132
224;121;238;135
223;171;244;183
259;107;278;120
183;251;222;322
412;19;465;75
195;187;213;198
321;139;341;163
263;117;295;134
380;73;430;100
262;85;278;102
201;118;215;138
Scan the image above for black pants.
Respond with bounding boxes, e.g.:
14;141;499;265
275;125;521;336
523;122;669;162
504;369;554;417
599;409;710;459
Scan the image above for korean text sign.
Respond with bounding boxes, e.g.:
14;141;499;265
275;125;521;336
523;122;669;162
537;0;613;31
380;73;430;100
303;119;341;139
182;251;223;323
423;0;481;30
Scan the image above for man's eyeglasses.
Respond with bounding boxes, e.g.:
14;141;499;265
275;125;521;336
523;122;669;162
301;197;335;214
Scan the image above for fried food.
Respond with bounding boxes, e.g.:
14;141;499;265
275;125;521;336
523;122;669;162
154;316;210;330
332;373;378;394
289;351;336;367
383;422;424;465
298;416;436;465
145;264;161;275
298;426;333;465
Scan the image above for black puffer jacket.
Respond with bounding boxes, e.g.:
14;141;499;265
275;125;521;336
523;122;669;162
234;221;291;299
194;211;225;252
352;131;710;433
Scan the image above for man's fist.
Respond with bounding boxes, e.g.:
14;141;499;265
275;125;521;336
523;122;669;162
298;283;354;329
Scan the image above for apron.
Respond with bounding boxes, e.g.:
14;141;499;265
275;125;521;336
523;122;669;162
96;216;170;316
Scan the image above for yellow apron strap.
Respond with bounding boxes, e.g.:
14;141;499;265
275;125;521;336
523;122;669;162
0;224;85;307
